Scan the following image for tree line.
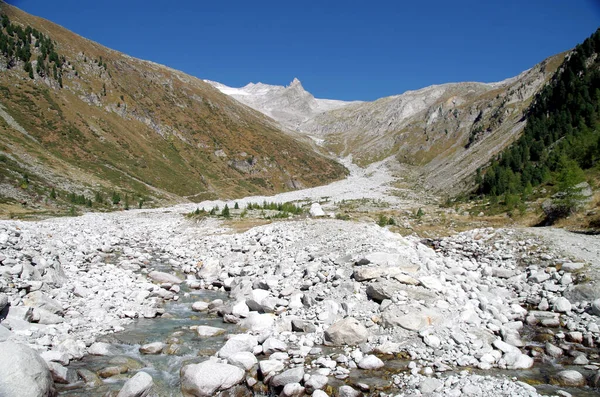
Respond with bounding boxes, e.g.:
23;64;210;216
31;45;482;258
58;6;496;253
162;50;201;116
476;28;600;205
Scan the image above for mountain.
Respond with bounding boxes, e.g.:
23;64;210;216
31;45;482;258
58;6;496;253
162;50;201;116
205;78;358;131
0;3;347;216
211;58;564;195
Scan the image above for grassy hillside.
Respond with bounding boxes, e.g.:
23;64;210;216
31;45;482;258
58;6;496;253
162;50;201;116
0;3;346;218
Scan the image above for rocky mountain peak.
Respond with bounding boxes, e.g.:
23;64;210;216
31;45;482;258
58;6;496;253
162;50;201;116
289;77;303;89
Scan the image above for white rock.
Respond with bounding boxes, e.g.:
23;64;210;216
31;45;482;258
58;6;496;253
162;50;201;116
553;297;571;313
309;203;325;217
358;354;385;369
180;361;244;397
218;334;258;359
0;341;56;397
195;326;226;337
191;301;209;312
117;371;154;397
227;352;257;370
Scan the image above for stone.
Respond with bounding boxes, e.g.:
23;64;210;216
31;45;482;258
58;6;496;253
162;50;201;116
419;378;443;393
491;268;515;279
0;342;57;397
503;351;534;369
98;365;128;378
561;262;585;272
227;352;257;371
139;342;165;355
573;354;589;365
262;337;288;354
305;374;328;393
240;312;275;332
462;384;482;395
259;359;285;382
57;338;86;360
553;297;571;313
47;361;76;384
77;368;102;387
366;280;402;302
357;354;384;369
291;319;316;333
418;275;444;291
0;293;8;312
117;371;154;397
281;383;305;397
270;367;304;387
551;370;586;387
545;342;563;358
309;203;325;217
147;271;183;284
180;361;244;397
338;385;363;397
313;391;329;397
324;317;369;346
88;342;116;356
591;299;600;316
218;334;258;359
195;326;226;337
40;350;70;366
382;307;435;331
0;325;11;342
352;267;383;282
191;301;209;312
232;301;250;318
423;334;441;349
22;291;63;315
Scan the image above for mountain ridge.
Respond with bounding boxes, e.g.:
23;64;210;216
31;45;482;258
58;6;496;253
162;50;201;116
0;2;347;217
208;54;565;195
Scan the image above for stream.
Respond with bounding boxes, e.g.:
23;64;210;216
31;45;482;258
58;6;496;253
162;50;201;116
53;251;599;397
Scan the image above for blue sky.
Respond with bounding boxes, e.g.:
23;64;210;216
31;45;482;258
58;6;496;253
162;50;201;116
7;0;600;101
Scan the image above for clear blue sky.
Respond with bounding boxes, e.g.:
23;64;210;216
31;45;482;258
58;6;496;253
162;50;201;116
7;0;600;101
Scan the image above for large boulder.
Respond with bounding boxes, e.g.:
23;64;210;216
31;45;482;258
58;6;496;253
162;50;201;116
218;334;258;359
117;371;154;397
147;271;183;284
239;312;275;333
551;370;586;387
309;203;325;217
180;360;244;397
366;280;402;302
270;367;305;388
324;317;368;346
22;291;63;315
382;306;438;331
0;341;56;397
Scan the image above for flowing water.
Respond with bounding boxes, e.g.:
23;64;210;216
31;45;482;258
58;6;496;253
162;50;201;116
55;255;599;396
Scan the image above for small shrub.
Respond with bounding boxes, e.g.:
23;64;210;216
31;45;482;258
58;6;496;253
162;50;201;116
220;204;230;218
377;214;388;227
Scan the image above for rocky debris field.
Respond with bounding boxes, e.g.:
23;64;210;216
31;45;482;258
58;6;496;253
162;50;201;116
0;206;599;396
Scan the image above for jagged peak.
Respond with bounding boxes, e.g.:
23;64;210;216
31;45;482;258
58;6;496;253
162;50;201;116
289;77;303;89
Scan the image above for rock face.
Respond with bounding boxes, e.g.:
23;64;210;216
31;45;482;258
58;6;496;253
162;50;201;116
324;317;369;346
0;341;56;397
180;361;244;397
117;371;154;397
